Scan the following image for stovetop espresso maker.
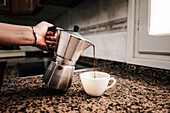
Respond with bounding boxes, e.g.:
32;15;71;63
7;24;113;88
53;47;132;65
43;26;93;91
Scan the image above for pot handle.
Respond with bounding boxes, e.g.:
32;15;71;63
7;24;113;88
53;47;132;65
47;26;57;34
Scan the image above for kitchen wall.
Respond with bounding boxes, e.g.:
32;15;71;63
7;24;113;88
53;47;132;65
53;0;128;62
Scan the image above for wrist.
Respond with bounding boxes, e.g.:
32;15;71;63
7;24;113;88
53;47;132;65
17;26;36;46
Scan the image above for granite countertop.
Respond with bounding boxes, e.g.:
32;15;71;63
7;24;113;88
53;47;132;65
0;63;169;112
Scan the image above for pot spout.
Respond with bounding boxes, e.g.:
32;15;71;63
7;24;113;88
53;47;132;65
82;40;93;52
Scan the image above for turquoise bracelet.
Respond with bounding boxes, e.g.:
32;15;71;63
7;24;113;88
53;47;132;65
30;26;37;46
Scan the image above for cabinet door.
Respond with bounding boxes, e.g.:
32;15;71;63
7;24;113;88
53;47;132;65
135;0;170;61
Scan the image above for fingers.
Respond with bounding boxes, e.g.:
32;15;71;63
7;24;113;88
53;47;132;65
46;31;54;35
48;44;55;50
46;40;57;50
46;36;56;41
46;40;56;45
45;30;56;51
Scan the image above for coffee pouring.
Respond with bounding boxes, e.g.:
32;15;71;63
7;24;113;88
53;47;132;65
43;26;93;91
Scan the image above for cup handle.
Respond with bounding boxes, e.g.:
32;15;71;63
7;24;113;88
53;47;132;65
106;77;116;90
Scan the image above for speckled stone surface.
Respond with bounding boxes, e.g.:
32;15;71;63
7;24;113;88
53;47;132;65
78;56;170;83
0;58;170;112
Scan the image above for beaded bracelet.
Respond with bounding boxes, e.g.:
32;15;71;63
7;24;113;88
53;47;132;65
30;26;37;46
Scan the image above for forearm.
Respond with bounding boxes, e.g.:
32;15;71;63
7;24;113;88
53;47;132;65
0;23;35;46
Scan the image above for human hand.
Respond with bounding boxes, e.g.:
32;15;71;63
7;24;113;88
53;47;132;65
34;21;53;51
45;31;56;51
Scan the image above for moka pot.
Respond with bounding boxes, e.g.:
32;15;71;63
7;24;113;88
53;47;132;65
43;26;93;91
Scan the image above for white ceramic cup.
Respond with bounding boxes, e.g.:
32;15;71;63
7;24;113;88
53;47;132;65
80;71;116;96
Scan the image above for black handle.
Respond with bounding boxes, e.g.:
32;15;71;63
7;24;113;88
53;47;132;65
47;26;57;34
